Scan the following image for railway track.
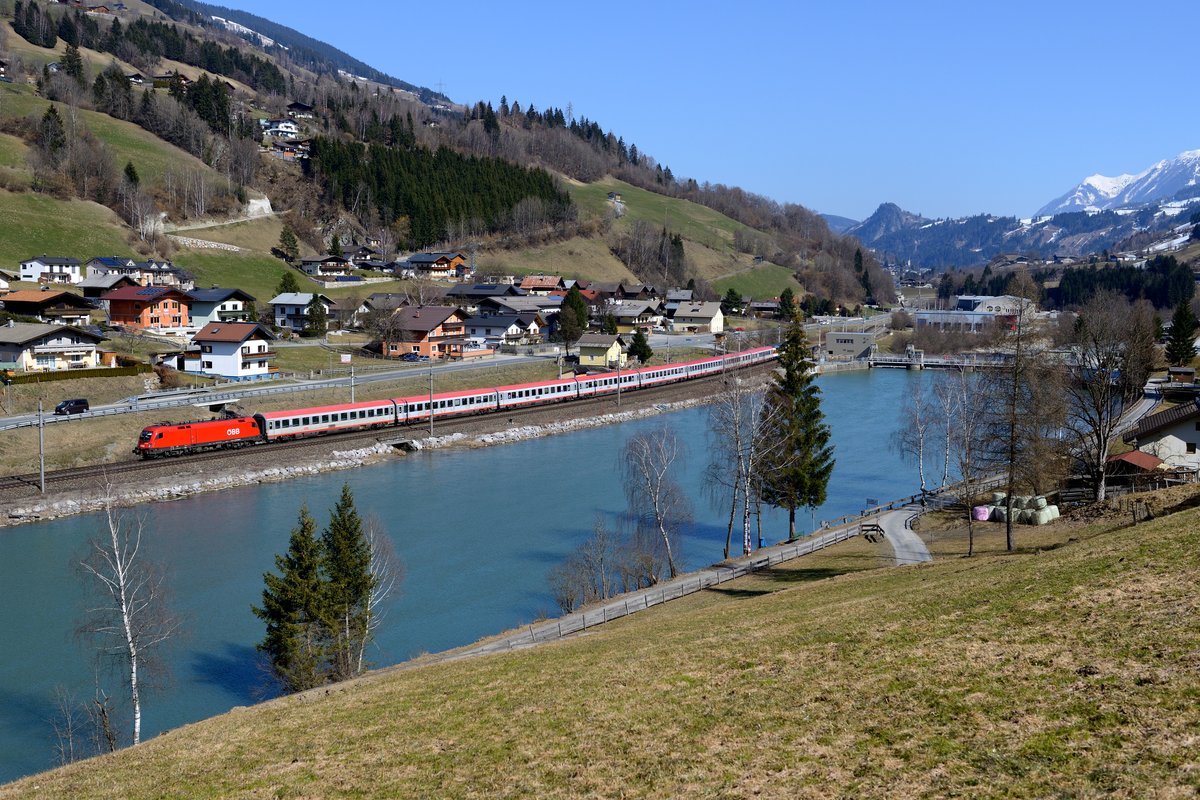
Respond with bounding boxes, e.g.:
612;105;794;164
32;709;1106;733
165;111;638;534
0;364;773;497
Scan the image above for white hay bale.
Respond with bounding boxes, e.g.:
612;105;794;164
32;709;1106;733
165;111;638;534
991;506;1007;522
991;492;1006;505
1033;507;1055;525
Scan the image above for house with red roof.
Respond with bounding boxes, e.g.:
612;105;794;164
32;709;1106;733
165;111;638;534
379;305;468;359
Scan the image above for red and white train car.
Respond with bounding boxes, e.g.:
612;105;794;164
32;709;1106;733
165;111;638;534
257;399;398;441
495;376;579;409
395;386;500;424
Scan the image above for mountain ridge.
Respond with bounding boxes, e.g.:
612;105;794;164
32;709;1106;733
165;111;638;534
1037;149;1200;215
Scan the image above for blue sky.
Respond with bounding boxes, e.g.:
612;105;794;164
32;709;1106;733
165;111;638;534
227;0;1197;221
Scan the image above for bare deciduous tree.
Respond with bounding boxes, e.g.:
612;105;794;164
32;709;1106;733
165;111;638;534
357;514;403;675
894;375;935;495
707;376;773;557
623;426;690;579
78;498;179;747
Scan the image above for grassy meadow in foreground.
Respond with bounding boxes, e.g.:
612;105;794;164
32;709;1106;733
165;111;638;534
3;491;1196;798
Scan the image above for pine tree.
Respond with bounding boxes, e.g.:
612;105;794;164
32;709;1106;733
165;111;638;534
276;270;300;295
601;313;618;335
1166;300;1198;366
629;330;653;364
62;43;85;85
329;234;343;258
756;319;835;540
320;485;376;679
303;296;327;337
123;161;139;187
563;285;589;330
721;288;743;315
779;287;796;320
253;506;328;693
36;105;67;169
278;226;299;262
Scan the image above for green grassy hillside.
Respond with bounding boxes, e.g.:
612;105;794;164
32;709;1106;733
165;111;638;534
0;189;131;266
0;83;213;184
5;499;1195;798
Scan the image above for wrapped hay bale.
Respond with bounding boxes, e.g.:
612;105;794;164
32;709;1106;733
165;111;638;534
1034;496;1048;509
991;492;1006;505
1032;507;1055;525
1048;505;1060;520
972;506;990;521
1018;509;1036;525
991;506;1007;522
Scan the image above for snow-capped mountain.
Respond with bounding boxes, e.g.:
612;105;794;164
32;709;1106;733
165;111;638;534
1037;149;1200;215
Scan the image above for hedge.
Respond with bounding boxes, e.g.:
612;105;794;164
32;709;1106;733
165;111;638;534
7;365;153;385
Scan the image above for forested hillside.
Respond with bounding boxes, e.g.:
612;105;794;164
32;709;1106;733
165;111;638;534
0;0;893;309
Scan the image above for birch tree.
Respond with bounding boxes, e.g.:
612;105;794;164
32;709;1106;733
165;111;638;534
623;426;690;579
707;376;770;557
894;374;935;495
79;500;179;747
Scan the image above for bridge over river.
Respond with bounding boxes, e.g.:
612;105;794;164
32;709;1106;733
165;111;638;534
868;351;1013;370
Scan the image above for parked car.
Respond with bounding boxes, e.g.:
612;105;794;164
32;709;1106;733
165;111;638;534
54;398;89;415
401;353;421;362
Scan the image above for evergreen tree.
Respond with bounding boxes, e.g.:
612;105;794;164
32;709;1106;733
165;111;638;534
1166;300;1198;366
276;270;301;295
629;330;653;364
721;288;743;315
61;43;85;84
756;319;835;540
36;105;67;168
779;287;796;320
253;506;328;693
329;234;343;258
320;484;376;680
601;313;618;335
563;285;589;330
123;161;139;187
303;296;327;337
278;226;299;262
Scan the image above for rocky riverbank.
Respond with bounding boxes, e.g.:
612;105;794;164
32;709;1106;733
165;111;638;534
2;397;712;527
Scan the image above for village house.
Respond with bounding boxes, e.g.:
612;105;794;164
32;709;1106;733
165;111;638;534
125;72;147;85
0;290;95;326
518;274;566;295
269;138;310;162
379;305;468;359
748;298;783;318
102;285;191;331
465;312;544;347
286;101;315;119
299;254;352;278
85;256;194;290
182;321;277;380
577;333;627;369
608;300;663;333
270;292;334;334
445;283;526;315
20;255;83;284
78;273;139;303
187;287;257;328
0;321;104;372
364;292;410;314
1122;400;1200;470
349;246;381;266
329;297;371;330
406;252;468;280
670;301;724;334
263;118;299;138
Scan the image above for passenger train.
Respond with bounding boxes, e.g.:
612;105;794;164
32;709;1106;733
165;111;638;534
134;346;777;458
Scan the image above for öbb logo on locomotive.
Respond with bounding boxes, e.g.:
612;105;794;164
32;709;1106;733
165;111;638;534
134;347;777;458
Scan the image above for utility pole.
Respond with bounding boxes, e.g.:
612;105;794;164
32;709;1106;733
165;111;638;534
350;365;355;403
616;356;621;407
38;398;45;494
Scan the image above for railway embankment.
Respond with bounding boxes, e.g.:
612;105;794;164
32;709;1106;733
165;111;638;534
1;396;717;527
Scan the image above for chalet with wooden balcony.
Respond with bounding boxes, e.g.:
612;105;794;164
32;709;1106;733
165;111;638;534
379;305;469;359
0;321;104;372
0;290;95;326
102;285;192;331
182;322;277;380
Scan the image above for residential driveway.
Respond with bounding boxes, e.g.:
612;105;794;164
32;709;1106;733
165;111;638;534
878;504;931;566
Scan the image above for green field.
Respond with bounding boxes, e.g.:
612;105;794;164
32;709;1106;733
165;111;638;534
0;189;131;266
479;236;637;282
568;176;758;253
713;262;803;299
0;133;27;168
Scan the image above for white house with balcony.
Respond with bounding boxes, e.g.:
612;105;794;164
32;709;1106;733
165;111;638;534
0;321;104;371
20;256;84;284
270;292;333;334
182;321;277;380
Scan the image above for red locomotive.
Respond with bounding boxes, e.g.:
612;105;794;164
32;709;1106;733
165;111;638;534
135;416;265;457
